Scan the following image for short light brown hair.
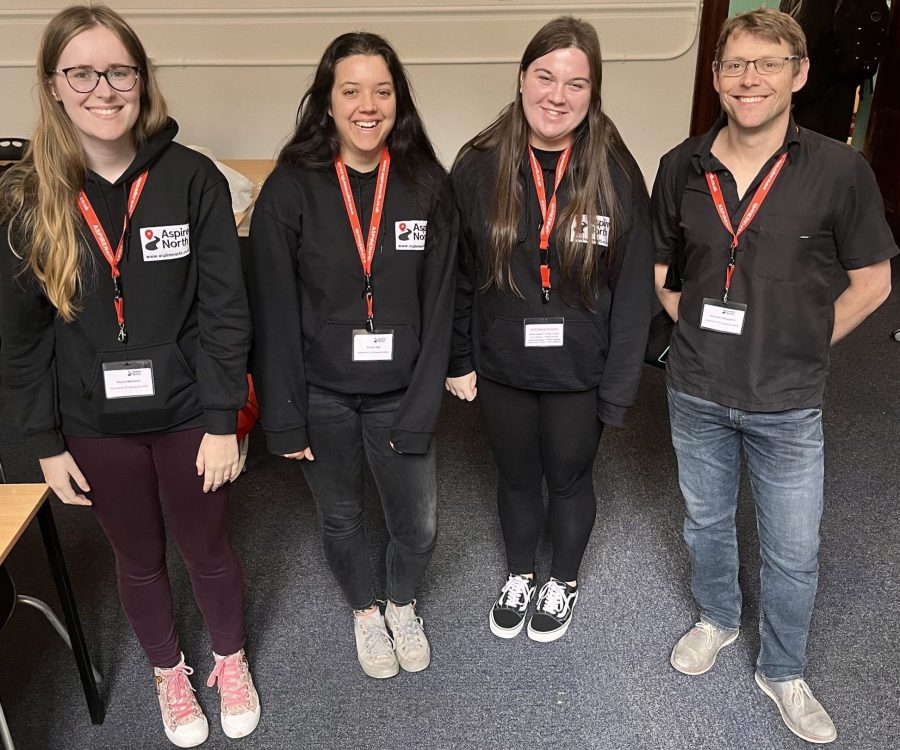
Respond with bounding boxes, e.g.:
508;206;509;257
715;7;808;66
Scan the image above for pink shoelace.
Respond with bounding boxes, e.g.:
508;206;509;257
206;654;250;714
159;664;199;725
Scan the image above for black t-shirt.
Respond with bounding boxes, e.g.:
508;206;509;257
651;119;897;412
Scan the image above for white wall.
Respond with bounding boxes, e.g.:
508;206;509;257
0;0;702;183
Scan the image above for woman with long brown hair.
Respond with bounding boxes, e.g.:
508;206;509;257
446;16;653;642
0;5;258;746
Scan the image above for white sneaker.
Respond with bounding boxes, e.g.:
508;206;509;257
354;608;400;679
385;600;431;672
154;654;209;748
206;649;261;739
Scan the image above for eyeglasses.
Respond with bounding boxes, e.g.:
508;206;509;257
716;57;801;77
49;65;141;93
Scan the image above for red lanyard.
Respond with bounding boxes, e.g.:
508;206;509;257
705;152;787;302
76;170;149;342
334;148;390;332
528;146;571;303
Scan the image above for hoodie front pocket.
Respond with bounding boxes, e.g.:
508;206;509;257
83;341;198;434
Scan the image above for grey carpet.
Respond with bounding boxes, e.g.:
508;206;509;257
1;271;897;750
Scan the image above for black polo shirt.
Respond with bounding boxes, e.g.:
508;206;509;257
652;118;898;412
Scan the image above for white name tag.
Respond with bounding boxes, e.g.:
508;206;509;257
571;215;610;246
524;317;565;347
394;220;427;251
352;329;394;361
140;224;191;261
102;360;155;399
700;298;747;335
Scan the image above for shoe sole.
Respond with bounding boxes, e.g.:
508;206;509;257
359;661;400;679
526;616;572;643
669;630;739;676
754;672;838;744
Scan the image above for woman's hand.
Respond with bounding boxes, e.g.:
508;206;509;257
283;447;315;461
445;372;478;401
38;452;92;506
196;433;239;493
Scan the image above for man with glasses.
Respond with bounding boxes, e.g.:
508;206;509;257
651;8;895;745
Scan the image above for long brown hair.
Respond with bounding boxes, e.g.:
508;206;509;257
0;4;168;321
455;16;645;307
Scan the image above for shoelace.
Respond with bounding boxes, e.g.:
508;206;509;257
359;616;395;659
499;576;533;609
159;664;200;725
696;621;719;646
537;580;570;617
787;679;814;708
206;655;251;714
391;609;426;647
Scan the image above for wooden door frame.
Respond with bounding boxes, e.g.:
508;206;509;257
689;0;730;136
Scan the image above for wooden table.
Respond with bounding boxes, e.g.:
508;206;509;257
0;484;104;724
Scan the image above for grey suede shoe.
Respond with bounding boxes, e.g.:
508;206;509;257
670;621;739;675
755;672;837;744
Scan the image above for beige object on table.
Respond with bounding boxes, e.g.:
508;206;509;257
222;159;276;236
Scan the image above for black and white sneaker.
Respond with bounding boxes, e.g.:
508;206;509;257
527;578;579;642
489;573;536;639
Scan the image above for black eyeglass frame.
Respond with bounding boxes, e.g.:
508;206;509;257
714;56;802;77
48;65;142;93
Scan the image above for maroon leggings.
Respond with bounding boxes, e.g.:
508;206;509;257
66;427;245;668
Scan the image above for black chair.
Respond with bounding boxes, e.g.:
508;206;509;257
0;138;28;161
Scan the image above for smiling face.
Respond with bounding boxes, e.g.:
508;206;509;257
329;54;397;171
50;24;141;167
713;30;808;138
520;47;592;150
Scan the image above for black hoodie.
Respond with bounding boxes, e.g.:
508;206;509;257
449;145;653;427
0;119;251;457
245;159;457;456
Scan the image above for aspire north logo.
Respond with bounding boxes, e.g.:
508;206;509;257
140;224;191;261
395;220;427;251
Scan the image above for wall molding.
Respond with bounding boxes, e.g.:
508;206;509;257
0;2;701;67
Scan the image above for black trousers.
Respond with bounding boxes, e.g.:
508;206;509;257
478;377;604;582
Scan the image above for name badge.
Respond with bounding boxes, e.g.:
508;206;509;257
524;317;565;347
352;329;394;361
700;298;747;335
102;359;155;399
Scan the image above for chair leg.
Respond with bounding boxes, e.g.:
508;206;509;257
17;596;102;683
0;700;16;750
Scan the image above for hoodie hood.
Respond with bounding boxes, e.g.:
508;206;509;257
87;117;179;188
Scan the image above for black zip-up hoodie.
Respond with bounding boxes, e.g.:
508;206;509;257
449;145;653;426
0;119;251;457
245;159;457;456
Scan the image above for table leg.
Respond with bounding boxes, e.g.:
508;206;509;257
36;501;105;724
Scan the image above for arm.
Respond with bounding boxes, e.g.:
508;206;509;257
244;172;312;456
831;260;891;344
654;262;680;321
596;197;655;426
389;173;459;453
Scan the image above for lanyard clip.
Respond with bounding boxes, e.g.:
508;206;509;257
366;317;375;334
117;323;127;343
112;275;122;299
541;288;551;304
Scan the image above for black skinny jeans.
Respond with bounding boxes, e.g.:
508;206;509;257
300;385;438;610
478;377;604;582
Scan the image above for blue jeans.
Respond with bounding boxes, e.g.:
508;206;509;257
667;387;824;680
301;385;438;610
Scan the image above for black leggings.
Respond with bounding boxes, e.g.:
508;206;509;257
478;377;604;582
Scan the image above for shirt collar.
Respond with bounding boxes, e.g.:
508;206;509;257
691;114;802;174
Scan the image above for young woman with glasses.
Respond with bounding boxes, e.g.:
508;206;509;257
245;33;456;679
446;16;653;642
0;6;259;746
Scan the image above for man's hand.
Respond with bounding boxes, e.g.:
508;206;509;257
654;263;681;321
832;260;892;344
445;372;478;401
196;433;239;493
283;447;315;461
38;452;92;506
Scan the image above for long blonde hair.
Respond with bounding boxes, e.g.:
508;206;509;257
0;4;168;321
